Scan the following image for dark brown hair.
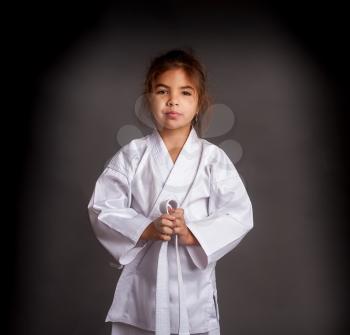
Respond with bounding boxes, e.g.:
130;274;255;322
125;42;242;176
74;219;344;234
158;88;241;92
141;48;212;137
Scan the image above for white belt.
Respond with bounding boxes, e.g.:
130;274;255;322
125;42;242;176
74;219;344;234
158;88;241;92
156;199;190;335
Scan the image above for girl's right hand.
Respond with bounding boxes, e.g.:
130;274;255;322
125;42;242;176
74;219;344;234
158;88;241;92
141;214;176;241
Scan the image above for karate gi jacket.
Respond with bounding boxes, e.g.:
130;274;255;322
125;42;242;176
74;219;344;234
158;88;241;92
87;126;254;334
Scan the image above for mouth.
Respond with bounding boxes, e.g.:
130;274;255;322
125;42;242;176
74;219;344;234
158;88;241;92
165;111;182;116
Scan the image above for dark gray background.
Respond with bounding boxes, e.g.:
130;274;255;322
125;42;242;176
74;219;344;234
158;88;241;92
9;1;347;334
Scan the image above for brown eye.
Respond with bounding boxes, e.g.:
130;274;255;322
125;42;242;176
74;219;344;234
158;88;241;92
157;90;167;95
182;91;191;96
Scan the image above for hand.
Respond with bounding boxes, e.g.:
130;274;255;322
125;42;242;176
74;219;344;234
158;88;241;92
140;213;176;241
169;208;199;246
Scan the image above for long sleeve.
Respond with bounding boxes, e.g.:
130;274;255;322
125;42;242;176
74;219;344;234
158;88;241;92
87;166;153;268
185;151;254;270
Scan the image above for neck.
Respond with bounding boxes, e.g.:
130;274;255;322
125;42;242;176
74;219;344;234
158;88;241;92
157;125;192;150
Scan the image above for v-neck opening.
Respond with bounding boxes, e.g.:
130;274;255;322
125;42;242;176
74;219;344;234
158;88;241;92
147;125;203;222
154;126;195;168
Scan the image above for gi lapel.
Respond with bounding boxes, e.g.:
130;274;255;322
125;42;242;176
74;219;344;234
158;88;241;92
147;126;203;220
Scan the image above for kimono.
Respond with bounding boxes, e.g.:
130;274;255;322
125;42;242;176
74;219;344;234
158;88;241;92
87;125;254;335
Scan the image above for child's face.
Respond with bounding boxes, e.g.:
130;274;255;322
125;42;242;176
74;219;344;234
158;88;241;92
148;68;199;131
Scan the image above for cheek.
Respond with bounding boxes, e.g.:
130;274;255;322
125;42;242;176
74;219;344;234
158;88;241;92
149;98;163;112
184;100;199;113
153;96;166;107
185;95;198;106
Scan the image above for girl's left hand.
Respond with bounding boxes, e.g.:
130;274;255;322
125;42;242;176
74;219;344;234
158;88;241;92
169;208;199;246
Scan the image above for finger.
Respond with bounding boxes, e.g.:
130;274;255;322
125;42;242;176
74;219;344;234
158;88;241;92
174;226;187;235
173;208;184;217
162;213;176;221
169;211;181;219
161;226;174;235
173;227;185;235
161;218;175;228
160;234;171;241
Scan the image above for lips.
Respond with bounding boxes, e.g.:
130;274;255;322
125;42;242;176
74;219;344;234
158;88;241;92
165;111;181;115
164;111;181;119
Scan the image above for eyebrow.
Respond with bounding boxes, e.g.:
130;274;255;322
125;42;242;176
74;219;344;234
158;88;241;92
154;83;195;91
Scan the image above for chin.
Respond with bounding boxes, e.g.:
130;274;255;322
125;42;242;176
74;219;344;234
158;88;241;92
157;125;178;131
154;118;191;130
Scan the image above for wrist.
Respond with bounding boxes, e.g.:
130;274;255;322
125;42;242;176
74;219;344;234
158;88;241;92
184;230;198;246
140;223;153;240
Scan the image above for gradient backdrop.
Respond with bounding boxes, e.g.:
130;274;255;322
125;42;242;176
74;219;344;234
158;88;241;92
9;1;347;334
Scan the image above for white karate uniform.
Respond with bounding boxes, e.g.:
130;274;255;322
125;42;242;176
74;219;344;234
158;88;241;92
87;126;253;335
110;321;221;334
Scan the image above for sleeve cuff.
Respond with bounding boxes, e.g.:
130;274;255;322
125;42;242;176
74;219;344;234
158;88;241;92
119;239;149;265
186;223;209;270
98;212;152;244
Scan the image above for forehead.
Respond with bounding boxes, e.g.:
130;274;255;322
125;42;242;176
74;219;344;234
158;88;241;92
153;68;197;88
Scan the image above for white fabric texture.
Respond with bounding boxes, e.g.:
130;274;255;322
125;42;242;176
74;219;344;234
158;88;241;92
111;321;220;335
88;126;253;334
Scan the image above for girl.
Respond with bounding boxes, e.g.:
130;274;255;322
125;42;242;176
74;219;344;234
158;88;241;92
87;48;254;335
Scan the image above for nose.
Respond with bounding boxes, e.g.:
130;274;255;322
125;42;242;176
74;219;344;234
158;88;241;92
167;101;178;107
167;93;179;107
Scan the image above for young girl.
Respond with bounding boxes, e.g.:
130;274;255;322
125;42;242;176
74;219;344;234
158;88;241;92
87;49;254;335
